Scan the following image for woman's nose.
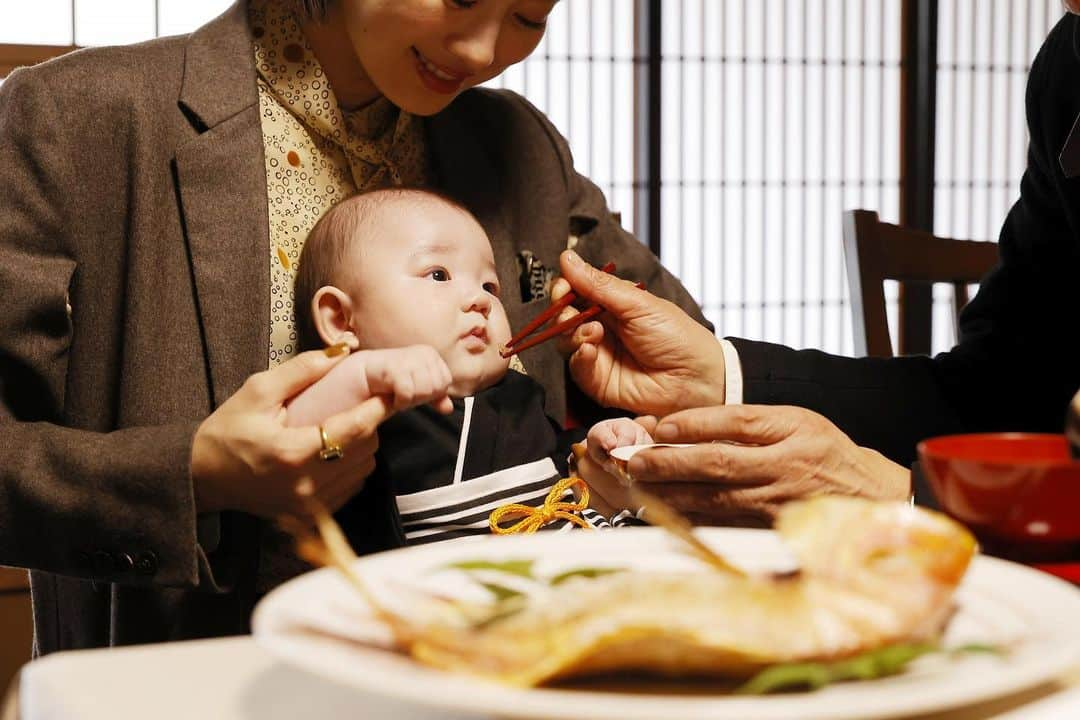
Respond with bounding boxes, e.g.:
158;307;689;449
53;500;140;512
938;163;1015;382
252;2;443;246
446;22;499;74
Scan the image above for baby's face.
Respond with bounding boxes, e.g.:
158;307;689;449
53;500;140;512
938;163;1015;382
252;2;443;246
344;201;512;396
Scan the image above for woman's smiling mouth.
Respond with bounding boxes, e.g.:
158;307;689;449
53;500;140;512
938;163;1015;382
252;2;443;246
412;47;468;94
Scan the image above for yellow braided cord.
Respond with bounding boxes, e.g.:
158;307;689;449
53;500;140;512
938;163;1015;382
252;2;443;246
488;476;593;534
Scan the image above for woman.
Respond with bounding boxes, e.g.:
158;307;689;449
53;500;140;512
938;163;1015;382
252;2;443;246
0;0;707;653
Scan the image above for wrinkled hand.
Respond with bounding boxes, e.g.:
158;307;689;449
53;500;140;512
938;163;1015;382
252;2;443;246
287;345;453;427
618;405;911;525
553;250;726;417
191;348;394;518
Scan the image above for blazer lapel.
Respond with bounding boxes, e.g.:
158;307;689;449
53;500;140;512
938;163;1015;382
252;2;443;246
173;2;269;406
1060;111;1080;180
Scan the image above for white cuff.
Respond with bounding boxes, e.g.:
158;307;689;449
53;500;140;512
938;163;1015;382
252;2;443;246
718;338;743;405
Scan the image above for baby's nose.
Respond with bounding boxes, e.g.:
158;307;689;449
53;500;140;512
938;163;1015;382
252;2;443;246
466;288;492;316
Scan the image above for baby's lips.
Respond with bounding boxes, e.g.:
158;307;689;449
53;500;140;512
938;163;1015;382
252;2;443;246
608;443;697;486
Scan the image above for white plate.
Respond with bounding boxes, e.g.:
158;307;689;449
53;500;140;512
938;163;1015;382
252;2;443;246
608;442;696;462
252;527;1080;720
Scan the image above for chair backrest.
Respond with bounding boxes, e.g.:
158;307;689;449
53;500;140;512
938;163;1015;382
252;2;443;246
0;566;31;700
843;209;1000;358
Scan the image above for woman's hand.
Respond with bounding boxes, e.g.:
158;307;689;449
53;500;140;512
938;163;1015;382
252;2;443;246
190;348;394;519
553;250;727;417
617;405;911;525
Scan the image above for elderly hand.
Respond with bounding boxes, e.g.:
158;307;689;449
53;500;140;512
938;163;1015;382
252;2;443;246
597;405;911;525
191;347;394;518
552;250;726;417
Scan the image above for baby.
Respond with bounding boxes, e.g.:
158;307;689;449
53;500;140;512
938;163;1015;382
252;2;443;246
288;188;650;547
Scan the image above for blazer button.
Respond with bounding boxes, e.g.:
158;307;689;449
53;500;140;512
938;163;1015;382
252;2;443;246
135;552;158;576
92;550;115;575
114;552;135;573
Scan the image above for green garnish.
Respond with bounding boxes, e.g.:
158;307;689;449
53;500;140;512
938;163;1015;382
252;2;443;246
737;642;964;694
550;567;625;585
444;560;626;586
949;643;1005;656
446;559;536;579
738;643;1006;694
477;581;526;603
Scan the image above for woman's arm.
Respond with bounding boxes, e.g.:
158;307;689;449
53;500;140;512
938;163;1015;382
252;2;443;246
0;65;391;589
0;67;213;587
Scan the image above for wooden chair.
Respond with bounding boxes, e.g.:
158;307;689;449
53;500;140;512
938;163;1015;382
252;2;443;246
843;209;1000;358
0;567;31;702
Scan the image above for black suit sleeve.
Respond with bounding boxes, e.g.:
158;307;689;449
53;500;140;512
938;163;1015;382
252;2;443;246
731;14;1080;466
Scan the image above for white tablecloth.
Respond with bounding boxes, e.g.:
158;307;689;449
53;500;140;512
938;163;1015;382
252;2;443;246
17;637;477;720
12;637;1080;720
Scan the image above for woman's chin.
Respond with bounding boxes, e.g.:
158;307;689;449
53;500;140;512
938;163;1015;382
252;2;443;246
379;84;462;116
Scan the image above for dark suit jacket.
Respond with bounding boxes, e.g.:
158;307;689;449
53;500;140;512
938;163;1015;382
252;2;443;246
0;2;708;654
340;371;580;552
731;13;1080;467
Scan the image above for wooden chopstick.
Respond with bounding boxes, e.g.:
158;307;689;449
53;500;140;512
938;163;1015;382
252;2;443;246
499;281;644;358
628;485;747;577
502;261;616;352
504;293;578;352
501;305;604;357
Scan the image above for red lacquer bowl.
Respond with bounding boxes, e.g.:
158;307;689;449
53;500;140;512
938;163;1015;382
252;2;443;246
918;433;1080;562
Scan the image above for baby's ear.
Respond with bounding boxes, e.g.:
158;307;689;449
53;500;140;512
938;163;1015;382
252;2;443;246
312;286;361;349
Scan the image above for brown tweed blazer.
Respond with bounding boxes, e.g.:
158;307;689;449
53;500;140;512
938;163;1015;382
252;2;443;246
0;2;708;654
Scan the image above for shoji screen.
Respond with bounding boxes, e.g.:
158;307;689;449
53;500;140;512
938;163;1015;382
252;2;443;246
0;1;233;46
659;0;903;355
483;0;639;235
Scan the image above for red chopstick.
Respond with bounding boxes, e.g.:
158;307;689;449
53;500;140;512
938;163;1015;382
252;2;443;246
500;274;645;358
502;261;616;352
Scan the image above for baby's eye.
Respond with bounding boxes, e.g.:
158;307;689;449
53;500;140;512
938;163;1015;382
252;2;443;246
483;281;500;296
429;268;451;282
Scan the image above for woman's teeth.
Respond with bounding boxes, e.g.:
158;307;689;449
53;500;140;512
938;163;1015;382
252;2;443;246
418;52;458;81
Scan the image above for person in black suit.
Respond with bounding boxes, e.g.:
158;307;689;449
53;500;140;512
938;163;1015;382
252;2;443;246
555;9;1080;523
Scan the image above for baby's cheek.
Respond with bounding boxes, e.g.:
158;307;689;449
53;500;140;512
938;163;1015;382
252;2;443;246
490;306;513;345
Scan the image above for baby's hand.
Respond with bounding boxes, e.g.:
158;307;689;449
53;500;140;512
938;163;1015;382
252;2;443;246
579;417;655;516
362;345;454;414
586;417;655;473
286;345;452;427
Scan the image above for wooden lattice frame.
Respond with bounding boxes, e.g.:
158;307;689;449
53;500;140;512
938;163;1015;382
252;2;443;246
0;43;78;79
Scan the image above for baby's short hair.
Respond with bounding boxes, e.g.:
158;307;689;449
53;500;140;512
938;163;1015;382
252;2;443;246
284;0;334;20
294;187;475;350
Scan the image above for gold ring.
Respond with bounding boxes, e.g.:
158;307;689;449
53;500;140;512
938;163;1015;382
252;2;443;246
318;425;343;462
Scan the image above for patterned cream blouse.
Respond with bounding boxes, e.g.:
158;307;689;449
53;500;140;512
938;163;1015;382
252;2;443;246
249;0;428;367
